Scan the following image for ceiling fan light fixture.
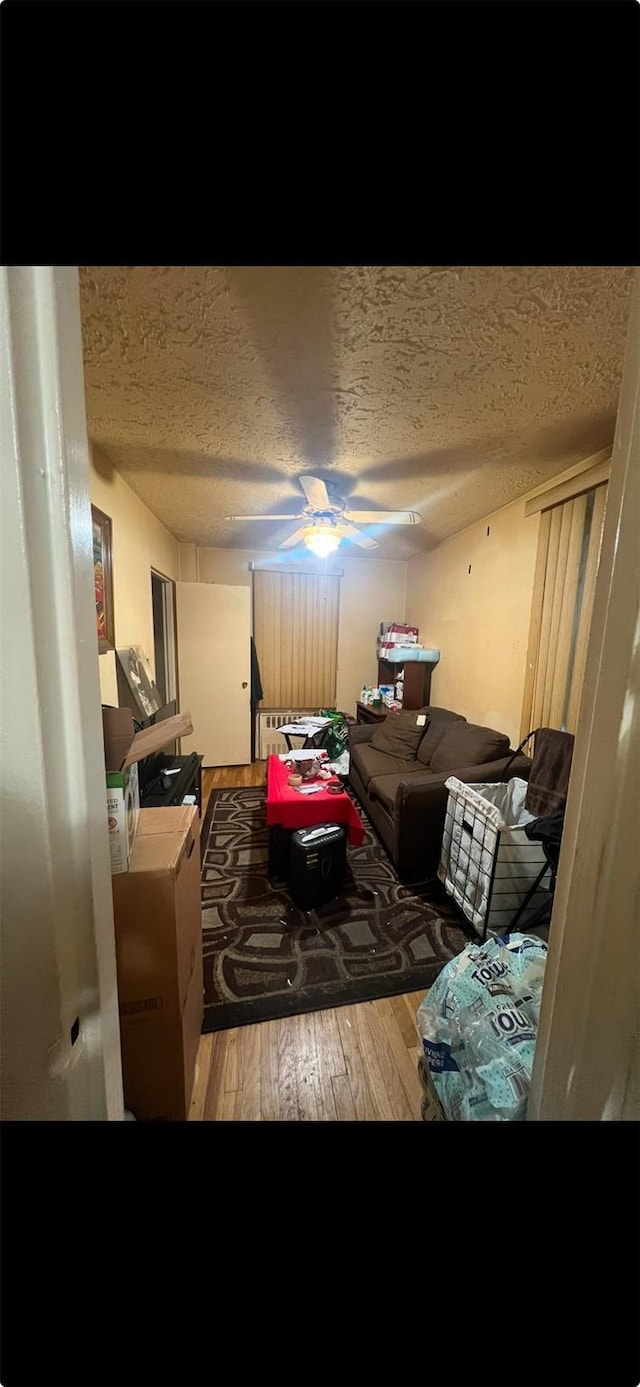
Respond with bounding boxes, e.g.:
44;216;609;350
304;526;340;558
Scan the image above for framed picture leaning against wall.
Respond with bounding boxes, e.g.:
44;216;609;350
91;504;115;652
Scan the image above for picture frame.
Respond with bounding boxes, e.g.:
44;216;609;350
91;504;115;653
116;646;162;720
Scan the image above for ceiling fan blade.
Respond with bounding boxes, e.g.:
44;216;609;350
342;510;421;525
334;521;378;550
278;526;312;550
300;475;331;510
224;513;304;521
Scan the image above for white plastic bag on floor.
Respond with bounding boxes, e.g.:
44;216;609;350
415;933;548;1120
438;776;552;934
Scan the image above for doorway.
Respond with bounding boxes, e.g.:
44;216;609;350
151;569;178;707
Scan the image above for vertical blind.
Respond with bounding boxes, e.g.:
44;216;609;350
253;568;341;709
521;482;607;737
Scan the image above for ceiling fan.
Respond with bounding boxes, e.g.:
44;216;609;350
225;475;421;557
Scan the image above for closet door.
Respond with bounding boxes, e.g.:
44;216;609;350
176;583;251;765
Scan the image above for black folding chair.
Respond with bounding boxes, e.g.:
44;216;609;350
507;809;565;933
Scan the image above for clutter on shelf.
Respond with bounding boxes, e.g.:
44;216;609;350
377;621;420;658
376;622;441;665
370;622;440;710
360;683;402;711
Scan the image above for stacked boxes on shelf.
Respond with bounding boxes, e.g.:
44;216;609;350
375;623;441;710
377;621;420;659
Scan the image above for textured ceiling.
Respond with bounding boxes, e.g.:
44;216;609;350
79;265;635;559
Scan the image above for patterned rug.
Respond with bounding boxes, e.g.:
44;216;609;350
200;786;468;1033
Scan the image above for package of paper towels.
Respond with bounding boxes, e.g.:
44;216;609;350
415;932;548;1120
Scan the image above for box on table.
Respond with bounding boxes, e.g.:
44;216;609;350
111;805;203;1121
102;706;194;874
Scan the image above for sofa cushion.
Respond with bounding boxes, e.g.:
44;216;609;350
430;721;511;774
416;707;466;766
370;710;429;760
351;742;415;790
369;770;435;812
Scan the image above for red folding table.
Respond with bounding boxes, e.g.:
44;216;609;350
265;754;365;880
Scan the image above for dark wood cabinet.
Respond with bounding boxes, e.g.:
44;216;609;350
377;659;434;710
356;702;388;725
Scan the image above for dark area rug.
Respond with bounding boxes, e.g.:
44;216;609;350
200;785;468;1033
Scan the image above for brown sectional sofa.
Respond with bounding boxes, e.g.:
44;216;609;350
348;706;532;879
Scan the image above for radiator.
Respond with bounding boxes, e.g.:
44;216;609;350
256;709;317;760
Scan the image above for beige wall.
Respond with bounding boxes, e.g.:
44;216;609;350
182;545;408;716
90;445;180;704
406;452;612;747
406;501;541;747
92;448;607;736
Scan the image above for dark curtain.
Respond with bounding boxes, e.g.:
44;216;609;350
250;637;264;761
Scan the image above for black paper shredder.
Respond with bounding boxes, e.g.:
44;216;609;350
289;823;347;910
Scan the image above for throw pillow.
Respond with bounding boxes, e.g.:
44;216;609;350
370;710;430;760
416;708;466;765
429;722;510;774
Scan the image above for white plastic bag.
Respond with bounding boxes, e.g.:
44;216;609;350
438;778;552;934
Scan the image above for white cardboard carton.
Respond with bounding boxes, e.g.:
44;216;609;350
102;707;194;875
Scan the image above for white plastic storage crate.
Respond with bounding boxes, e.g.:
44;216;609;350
438;777;551;939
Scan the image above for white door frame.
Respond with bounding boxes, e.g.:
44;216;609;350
1;266;124;1120
151;566;178;705
527;270;640;1121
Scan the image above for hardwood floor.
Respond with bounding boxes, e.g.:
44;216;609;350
201;762;265;824
194;761;427;1121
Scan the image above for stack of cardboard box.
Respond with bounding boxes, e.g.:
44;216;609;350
377;621;420;658
102;708;204;1121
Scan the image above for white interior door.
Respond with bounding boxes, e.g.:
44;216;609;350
176;583;251;765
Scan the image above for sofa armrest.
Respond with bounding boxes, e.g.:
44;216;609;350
396;770;454;813
448;752;532;787
391;752;533;876
348;723;377;748
391;772;453;875
396;753;531;810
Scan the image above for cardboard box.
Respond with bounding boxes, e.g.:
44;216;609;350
111;806;204;1121
105;760;140;875
102;706;194;874
388;623;419;641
